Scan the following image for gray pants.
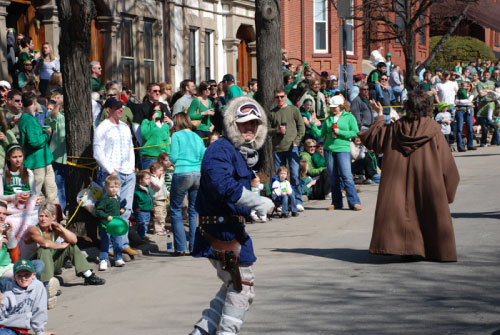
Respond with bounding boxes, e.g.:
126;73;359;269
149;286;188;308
191;259;255;335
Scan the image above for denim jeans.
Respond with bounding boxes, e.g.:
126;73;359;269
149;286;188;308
324;150;361;208
274;194;297;214
99;230;123;261
101;171;136;250
455;109;474;149
391;86;402;104
141;158;157;171
170;172;200;252
136;211;151;238
52;162;68;212
0;327;18;334
273;146;302;205
477;116;496;145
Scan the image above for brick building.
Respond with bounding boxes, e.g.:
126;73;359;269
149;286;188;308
280;0;363;77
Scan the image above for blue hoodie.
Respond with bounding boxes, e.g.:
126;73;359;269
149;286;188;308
0;278;47;335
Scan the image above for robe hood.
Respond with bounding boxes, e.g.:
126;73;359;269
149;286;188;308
392;117;441;156
223;96;268;150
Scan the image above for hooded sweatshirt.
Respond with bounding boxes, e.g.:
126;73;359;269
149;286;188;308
0;278;47;335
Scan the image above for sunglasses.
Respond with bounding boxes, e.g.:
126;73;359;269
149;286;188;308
13;99;21;102
237;103;261;118
274;95;286;99
380;78;388;81
151;89;161;93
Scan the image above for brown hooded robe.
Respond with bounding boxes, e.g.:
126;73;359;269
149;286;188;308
359;116;460;261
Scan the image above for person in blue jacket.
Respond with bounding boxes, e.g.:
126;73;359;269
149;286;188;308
189;96;274;335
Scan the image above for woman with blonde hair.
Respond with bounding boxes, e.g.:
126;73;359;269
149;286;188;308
36;43;60;96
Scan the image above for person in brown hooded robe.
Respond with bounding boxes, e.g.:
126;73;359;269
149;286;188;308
359;90;460;261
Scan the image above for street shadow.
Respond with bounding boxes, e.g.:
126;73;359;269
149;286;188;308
491;330;500;335
452;211;500;220
272;247;405;264
454;153;500;158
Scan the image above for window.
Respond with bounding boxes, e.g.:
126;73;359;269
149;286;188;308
121;17;135;90
205;30;214;81
144;20;155;85
189;27;199;81
314;0;328;53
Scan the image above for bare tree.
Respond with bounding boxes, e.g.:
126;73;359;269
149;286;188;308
55;0;97;242
255;0;283;177
339;0;476;86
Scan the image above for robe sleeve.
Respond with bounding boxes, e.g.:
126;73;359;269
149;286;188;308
358;115;389;155
437;134;460;203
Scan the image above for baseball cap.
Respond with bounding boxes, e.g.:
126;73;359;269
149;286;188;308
14;259;35;274
329;95;344;108
435;67;443;73
386;52;391;57
0;80;11;90
354;74;363;82
222;74;235;82
235;102;262;124
437;101;450;113
103;97;124;109
329;74;337;81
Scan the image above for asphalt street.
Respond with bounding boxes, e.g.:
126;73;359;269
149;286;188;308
47;145;500;335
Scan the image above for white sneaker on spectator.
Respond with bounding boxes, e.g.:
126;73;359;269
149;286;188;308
325;192;332;200
48;296;57;310
115;259;125;267
47;277;60;298
99;260;108;271
296;204;305;212
250;213;259;222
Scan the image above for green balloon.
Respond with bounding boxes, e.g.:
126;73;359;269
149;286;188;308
106;216;129;236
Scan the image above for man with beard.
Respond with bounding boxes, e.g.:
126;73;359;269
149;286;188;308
189;96;274;335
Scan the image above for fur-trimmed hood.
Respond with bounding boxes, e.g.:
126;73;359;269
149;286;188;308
223;96;268;149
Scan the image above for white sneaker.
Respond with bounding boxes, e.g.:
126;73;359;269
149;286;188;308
99;260;108;271
250;213;259;222
48;296;57;310
114;259;125;267
296;204;305;212
325;192;332;200
47;277;60;298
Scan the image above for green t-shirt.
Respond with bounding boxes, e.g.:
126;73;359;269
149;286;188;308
91;76;105;93
226;84;244;104
0;244;11;267
188;97;213;132
3;172;31;195
419;82;432;92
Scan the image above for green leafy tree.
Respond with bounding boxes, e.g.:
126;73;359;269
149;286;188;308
428;36;496;71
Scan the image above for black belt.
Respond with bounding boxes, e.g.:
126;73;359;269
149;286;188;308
199;215;246;225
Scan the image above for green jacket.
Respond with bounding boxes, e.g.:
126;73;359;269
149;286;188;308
95;194;123;232
268;105;305;152
188;97;212;132
19;113;53;169
140;119;170;158
312;152;326;168
310;111;359;153
133;184;154;211
91;76;105;93
299;151;325;177
45;111;67;165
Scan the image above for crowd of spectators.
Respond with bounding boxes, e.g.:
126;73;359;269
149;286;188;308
0;29;499;333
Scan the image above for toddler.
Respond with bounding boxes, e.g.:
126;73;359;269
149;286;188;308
0;259;54;335
149;162;168;235
133;171;154;239
249;175;267;222
158;152;173;194
95;175;125;270
272;166;298;218
435;102;452;144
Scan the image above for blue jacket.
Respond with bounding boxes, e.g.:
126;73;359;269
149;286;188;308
193;137;256;264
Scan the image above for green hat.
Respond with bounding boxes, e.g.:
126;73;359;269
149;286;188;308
386;52;391;57
14;259;35;274
437;101;450;113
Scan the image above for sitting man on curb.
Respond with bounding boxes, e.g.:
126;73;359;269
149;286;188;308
0;259;55;335
22;203;105;288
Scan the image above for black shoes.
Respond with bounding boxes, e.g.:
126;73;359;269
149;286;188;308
467;146;477;150
291;212;299;217
457;148;466;152
280;213;289;218
84;273;106;285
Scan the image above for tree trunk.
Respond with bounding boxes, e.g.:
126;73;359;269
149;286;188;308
403;31;416;88
255;0;283;178
56;0;97;244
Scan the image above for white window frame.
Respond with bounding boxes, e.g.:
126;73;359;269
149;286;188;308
205;30;214;81
346;0;354;55
314;0;329;53
189;26;199;83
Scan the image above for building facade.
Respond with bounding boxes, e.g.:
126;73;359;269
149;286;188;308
280;0;364;78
